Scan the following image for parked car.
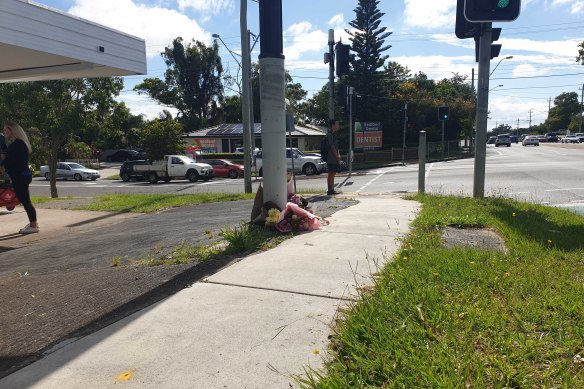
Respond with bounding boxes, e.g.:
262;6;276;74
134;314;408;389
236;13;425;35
40;162;100;181
495;134;511;147
537;135;547;142
487;136;497;144
119;160;151;182
545;132;559;142
574;133;584;142
105;149;142;162
510;135;519;143
522;135;540;146
562;135;580;144
203;159;244;179
254;148;326;176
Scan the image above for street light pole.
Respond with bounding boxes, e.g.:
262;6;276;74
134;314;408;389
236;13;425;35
489;55;513;77
579;83;584;133
240;0;252;193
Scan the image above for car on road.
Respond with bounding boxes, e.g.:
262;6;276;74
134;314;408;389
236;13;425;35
545;132;559;142
522;135;540;146
487;136;497;144
495;134;512;147
202;159;244;179
40;162;100;181
510;135;519;143
119;160;151;182
105;149;143;162
573;133;584;142
561;135;580;144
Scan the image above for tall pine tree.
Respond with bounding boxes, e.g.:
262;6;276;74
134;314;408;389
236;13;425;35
346;0;392;125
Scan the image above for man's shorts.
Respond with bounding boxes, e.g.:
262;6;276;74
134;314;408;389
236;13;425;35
328;163;340;173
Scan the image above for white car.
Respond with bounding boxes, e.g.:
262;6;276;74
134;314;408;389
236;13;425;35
40;162;100;181
522;135;540;146
562;135;580;144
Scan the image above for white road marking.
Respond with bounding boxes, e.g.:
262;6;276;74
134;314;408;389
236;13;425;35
544;188;584;192
425;163;434;180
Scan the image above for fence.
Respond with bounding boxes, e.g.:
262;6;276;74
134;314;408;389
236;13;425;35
345;141;471;165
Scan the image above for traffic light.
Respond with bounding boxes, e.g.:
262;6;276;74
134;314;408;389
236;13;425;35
456;0;479;39
464;0;521;23
474;27;502;62
438;106;449;121
335;43;350;76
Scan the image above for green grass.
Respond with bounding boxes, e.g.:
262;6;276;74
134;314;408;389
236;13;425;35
129;223;285;267
302;194;584;388
79;193;256;213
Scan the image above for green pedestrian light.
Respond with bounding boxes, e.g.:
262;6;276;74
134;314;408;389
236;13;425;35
464;0;521;22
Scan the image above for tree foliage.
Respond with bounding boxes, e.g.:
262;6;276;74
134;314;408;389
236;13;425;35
139;112;184;160
135;37;224;132
346;0;392;123
0;77;125;197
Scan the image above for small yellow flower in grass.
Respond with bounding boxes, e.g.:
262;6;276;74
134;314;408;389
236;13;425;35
512;212;516;217
402;256;408;260
433;272;439;276
313;349;320;355
504;272;510;277
470;261;475;264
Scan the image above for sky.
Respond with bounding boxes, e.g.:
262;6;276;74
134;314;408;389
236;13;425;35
38;0;584;132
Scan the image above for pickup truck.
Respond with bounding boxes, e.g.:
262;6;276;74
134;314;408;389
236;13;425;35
254;148;326;176
129;155;214;184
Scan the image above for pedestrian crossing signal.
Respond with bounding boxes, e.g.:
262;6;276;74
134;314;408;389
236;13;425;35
464;0;521;22
438;106;449;121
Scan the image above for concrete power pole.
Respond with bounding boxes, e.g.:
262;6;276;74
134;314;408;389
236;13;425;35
240;0;252;193
473;23;492;199
529;109;532;131
258;0;287;209
578;84;584;132
328;29;335;121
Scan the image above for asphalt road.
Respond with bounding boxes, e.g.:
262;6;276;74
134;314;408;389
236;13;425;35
33;143;584;207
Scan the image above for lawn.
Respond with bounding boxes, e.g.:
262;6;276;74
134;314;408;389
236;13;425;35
302;194;584;388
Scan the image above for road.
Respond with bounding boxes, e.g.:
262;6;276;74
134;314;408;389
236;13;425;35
30;143;584;207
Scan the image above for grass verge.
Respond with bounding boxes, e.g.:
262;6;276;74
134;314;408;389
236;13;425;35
127;223;286;267
302;194;584;388
79;193;256;213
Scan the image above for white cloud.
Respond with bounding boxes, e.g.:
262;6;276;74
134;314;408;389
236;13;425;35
176;0;234;14
328;14;344;28
68;0;210;58
403;0;455;29
118;91;178;120
283;22;350;63
551;0;584;13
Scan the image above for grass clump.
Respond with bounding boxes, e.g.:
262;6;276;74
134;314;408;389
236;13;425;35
79;193;255;213
303;194;584;388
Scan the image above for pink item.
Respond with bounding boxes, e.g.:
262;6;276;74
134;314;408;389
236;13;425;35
278;202;323;231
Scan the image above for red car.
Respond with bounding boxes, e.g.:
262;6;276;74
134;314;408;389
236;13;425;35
203;159;244;179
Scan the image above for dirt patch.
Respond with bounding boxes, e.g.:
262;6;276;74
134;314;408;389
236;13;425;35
442;226;507;253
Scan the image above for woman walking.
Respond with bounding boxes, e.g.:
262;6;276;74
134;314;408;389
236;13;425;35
0;122;39;234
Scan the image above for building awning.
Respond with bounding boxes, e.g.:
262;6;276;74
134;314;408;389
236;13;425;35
0;0;146;82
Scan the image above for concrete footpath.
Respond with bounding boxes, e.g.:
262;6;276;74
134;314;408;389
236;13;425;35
0;194;420;389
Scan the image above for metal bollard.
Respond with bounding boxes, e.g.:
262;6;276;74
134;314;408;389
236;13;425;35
418;131;426;194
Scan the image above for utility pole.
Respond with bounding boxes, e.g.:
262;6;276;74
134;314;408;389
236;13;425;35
258;0;287;209
402;103;407;165
578;84;584;132
328;29;335;121
517;118;520;136
548;97;551;132
529;109;532;131
240;0;252;193
473;23;492;199
349;86;354;174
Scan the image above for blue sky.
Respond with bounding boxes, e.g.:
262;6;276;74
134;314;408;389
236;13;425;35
39;0;584;131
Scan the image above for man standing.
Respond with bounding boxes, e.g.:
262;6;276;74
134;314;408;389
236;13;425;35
326;119;341;195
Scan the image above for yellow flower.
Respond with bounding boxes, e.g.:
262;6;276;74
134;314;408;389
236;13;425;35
402;256;408;260
504;272;510;277
512;212;516;217
470;261;475;264
313;349;320;355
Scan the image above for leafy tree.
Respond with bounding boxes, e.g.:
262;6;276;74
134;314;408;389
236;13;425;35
135;37;224;132
64;139;93;160
0;78;124;197
140;112;184;160
346;0;392;124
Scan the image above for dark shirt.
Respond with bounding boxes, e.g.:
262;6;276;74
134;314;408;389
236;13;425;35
325;130;339;165
0;138;31;179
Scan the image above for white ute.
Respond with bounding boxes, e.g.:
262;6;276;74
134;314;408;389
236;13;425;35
129;155;214;184
254;148;326;176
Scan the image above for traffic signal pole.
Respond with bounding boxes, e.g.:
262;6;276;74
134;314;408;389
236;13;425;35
473;23;492;198
328;29;335;121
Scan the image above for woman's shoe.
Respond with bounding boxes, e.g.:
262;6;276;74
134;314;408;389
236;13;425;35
19;224;39;234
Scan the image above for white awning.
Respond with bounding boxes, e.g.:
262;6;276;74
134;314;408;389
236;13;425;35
0;0;147;82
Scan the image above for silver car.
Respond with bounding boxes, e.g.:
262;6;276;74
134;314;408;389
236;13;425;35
40;162;100;181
